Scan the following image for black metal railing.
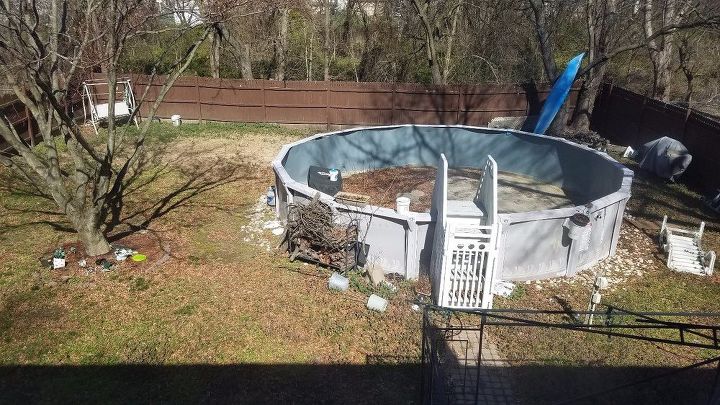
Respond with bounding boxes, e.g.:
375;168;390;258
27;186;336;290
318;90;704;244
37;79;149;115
421;305;720;405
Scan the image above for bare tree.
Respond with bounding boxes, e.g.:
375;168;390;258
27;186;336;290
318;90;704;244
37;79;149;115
523;0;719;130
525;0;580;133
0;0;214;255
409;0;462;85
677;35;695;103
643;0;689;101
210;28;222;78
198;0;259;79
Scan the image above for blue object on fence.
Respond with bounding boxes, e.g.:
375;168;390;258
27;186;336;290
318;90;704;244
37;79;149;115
533;52;585;135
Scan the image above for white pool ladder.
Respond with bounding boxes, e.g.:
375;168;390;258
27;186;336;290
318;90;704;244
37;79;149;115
660;215;716;276
430;154;500;309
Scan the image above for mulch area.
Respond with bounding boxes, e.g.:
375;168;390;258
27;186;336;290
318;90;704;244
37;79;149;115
343;166;482;212
41;231;167;279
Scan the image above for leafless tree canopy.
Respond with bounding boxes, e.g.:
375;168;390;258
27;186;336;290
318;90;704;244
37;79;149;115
0;0;219;254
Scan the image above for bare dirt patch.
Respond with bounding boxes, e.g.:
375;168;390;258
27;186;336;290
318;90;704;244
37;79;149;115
159;132;304;167
343;165;574;213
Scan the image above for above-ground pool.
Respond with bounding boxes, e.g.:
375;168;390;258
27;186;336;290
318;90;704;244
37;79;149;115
272;125;633;284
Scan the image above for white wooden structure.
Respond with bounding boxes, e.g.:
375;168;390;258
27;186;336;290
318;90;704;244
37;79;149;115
660;215;716;276
82;78;138;134
430;154;500;309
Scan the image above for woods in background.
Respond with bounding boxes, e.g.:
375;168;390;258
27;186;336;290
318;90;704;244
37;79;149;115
146;0;720;118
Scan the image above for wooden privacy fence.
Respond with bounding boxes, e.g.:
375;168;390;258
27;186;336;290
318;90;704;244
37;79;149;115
0;95;82;154
2;75;573;152
0;99;37;152
7;76;719;193
592;83;720;192
115;74;570;127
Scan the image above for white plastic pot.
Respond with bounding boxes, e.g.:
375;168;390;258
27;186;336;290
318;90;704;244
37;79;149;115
395;196;411;215
170;114;182;126
328;272;349;292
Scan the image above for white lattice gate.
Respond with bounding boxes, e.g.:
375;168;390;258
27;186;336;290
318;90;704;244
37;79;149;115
439;222;498;308
430;155;499;309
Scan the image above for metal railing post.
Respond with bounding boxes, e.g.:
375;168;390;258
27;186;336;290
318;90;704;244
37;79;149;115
474;312;486;403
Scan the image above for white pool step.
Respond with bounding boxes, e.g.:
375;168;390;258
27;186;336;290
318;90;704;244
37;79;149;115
660;215;716;276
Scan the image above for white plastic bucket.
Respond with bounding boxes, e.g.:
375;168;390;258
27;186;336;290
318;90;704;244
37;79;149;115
366;294;388;312
170;114;182;126
395;196;411;215
328;272;349;291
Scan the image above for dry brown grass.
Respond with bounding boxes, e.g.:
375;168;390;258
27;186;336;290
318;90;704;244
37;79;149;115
0;123;421;404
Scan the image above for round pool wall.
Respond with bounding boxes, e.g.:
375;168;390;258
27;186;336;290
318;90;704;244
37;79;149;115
272;125;633;281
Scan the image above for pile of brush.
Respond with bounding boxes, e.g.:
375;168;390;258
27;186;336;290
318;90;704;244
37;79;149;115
284;194;359;271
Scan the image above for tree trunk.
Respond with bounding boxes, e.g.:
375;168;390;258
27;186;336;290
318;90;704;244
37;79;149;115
651;45;674;101
241;44;253;79
572;64;607;131
323;0;331;81
210;28;221;78
71;209;111;256
548;103;571;135
411;0;444;85
216;22;254;79
79;225;111;256
678;37;694;104
528;0;565;134
644;0;687;102
442;2;461;82
528;0;559;81
274;7;289;81
570;0;610;132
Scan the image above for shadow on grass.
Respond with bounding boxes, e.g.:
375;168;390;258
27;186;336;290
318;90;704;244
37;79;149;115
621;159;719;230
0;138;257;245
0;362;421;404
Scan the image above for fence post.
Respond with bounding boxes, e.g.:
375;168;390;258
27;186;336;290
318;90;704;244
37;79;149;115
709;358;720;405
636;92;648;145
681;105;692;143
326;82;331;130
261;80;268;123
391;84;396;125
420;309;427;404
456;85;463;125
195;76;202;123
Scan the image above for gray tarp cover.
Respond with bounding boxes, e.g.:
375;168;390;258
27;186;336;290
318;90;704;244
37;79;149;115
636;136;692;181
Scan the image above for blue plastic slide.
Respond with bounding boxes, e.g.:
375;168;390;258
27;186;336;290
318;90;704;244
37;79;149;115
533;52;585;135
